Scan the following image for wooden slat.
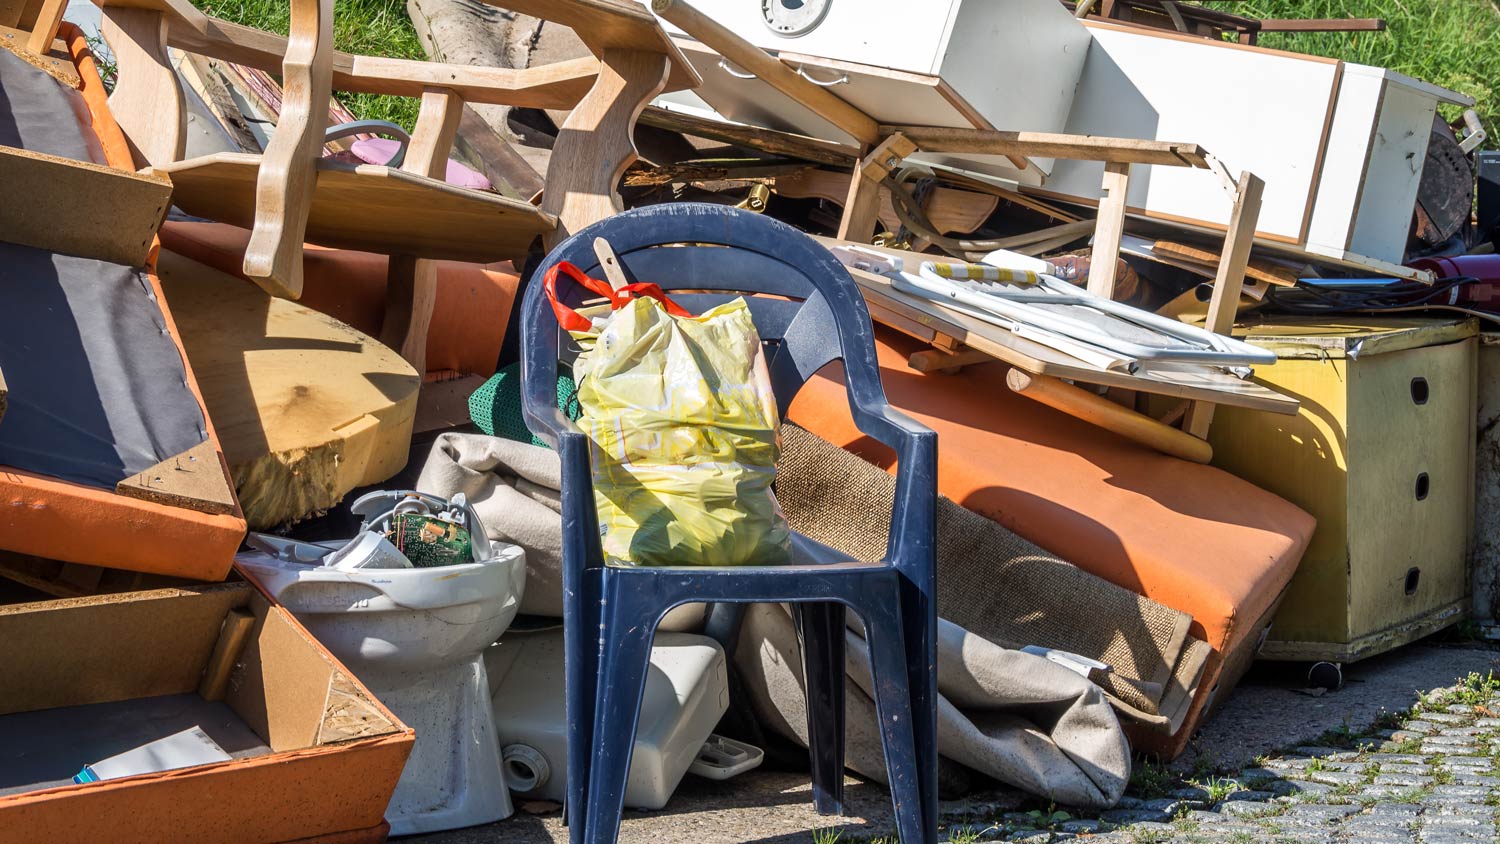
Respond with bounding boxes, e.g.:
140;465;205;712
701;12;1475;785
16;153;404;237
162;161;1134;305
838;133;917;241
488;0;698;92
154;152;556;263
884;125;1210;167
153;12;602;109
1088;161;1130;298
197;608;255;701
1007;370;1213;463
638;105;858;166
1152;239;1298;287
0;146;170;266
0;23;79;85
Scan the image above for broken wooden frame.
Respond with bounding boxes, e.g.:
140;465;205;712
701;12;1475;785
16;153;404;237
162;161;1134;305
94;0;700;372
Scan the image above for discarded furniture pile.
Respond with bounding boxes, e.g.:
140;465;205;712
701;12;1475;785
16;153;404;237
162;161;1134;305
0;0;1494;840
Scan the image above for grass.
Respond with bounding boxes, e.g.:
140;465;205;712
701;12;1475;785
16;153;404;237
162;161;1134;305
189;0;424;128
1204;0;1500;130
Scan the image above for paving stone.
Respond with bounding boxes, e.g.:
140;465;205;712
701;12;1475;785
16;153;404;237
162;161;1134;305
1425;734;1481;746
1170;785;1212;802
1056;819;1102;834
1099;809;1168;825
1285;803;1362;821
1429;785;1494;799
1474;718;1500;729
1307;770;1365;786
1422;713;1474;725
1294;746;1347;758
1365;753;1428;765
1235;767;1281;785
1219;800;1280;819
1269;779;1333;799
1438;756;1494;768
1403;721;1446;734
1373;773;1433;787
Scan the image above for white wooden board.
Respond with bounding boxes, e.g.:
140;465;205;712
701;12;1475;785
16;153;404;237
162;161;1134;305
1045;23;1341;243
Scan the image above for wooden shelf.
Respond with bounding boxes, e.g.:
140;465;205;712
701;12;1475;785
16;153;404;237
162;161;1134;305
154;152;556;263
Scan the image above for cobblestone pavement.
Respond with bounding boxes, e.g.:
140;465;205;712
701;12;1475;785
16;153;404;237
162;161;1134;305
943;674;1500;844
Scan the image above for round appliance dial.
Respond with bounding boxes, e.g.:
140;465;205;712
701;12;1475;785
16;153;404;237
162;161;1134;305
761;0;830;37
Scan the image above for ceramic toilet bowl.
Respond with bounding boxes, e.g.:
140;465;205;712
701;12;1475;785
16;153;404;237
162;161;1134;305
238;543;526;836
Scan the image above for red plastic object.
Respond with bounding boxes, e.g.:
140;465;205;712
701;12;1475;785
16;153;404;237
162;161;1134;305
1407;254;1500;305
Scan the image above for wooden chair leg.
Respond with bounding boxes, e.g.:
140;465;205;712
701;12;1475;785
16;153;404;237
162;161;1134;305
1087;161;1130;298
378;87;464;373
1185;170;1265;439
242;0;334;299
101;7;185;168
24;0;66;54
543;48;671;247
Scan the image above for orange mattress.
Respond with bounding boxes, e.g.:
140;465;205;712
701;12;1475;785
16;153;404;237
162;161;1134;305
0;26;245;579
161;221;522;380
789;328;1315;751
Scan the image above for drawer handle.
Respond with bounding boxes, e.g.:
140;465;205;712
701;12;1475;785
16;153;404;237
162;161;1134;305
795;65;850;87
717;58;758;80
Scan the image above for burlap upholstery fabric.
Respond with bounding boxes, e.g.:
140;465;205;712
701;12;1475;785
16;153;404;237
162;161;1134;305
776;423;1208;733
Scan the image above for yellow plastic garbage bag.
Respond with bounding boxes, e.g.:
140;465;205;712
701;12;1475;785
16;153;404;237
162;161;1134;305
544;261;791;567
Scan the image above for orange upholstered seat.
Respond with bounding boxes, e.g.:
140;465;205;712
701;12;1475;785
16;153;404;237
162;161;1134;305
788;327;1315;756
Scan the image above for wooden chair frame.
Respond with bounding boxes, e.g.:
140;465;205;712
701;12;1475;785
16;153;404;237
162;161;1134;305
88;0;698;372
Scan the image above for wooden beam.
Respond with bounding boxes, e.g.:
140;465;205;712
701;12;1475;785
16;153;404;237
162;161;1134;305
838;132;917;242
651;0;880;147
0;146;170;267
1185;170;1265;439
1152;240;1298;287
908;347;993;374
497;0;699;92
1008;370;1213;463
1088;162;1130;298
883;125;1209;167
638;105;859;166
1256;18;1385;34
23;0;63;53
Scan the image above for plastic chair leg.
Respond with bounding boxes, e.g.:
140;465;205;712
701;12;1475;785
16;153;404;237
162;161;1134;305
902;581;940;842
794;601;847;816
581;610;657;844
860;606;933;844
563;578;603;840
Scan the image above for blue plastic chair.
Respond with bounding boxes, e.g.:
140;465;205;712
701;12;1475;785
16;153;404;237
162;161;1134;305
520;203;938;844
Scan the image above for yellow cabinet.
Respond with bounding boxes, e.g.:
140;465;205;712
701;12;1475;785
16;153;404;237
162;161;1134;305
1208;317;1478;663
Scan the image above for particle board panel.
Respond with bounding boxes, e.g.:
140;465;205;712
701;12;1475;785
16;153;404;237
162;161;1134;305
0;145;170;266
152;152;556;263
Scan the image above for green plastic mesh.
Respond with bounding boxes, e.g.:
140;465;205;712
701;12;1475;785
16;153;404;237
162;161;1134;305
468;362;580;448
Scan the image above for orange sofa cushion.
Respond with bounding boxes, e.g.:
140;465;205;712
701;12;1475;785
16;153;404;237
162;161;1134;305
0;26;245;580
160;222;522;379
787;328;1315;657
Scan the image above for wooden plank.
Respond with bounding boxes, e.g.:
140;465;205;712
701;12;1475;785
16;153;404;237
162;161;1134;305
651;0;880;146
1088;161;1130;298
491;0;697;92
887;125;1209;167
197;607;255;701
0;23;79;86
1256;18;1386;34
638;105;859;167
1152;239;1298;287
542;48;670;244
455;104;544;199
102;7;185;168
0;146;170;266
1185;170;1264;438
154;152;557;263
907;348;993;374
1007;369;1213;463
116;438;239;516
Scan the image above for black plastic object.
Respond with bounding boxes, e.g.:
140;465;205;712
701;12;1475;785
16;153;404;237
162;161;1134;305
1478;151;1500;246
520;204;939;844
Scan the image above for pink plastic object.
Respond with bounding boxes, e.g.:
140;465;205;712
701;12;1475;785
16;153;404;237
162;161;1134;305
350;137;493;191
